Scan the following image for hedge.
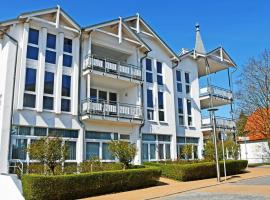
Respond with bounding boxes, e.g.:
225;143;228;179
145;160;248;181
22;167;161;200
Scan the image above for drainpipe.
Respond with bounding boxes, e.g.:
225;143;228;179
0;29;19;172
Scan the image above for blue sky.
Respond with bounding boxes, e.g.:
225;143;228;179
1;0;269;117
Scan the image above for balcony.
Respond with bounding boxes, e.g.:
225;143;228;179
80;99;143;124
201;116;236;131
200;85;233;109
83;54;142;82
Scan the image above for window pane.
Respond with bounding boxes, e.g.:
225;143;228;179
64;38;72;53
45;50;56;64
62;75;71;97
185;72;190;83
176;70;181;82
179;145;185;159
86;142;99;160
142;143;148;160
157;75;163;85
48;129;78;138
157;61;162;74
193;146;198;159
85;131;112;140
109;92;117;103
113;133;119;140
187;100;192;115
177;83;182;92
12;139;27;160
26;46;39;60
44;72;54;94
28;28;39;45
158;135;170;142
43;96;54;110
63;54;73;67
46;33;56;49
158;144;164;159
34;127;47;136
98;90;107;101
158;92;164;109
186;85;190;94
150;144;156;159
147;89;153;108
179;115;184;125
178;98;183;114
165;144;171;159
146;72;153;83
25;68;36;92
120;134;130;140
147;109;154;120
66;141;76;160
188;116;192;126
102;143;113;160
61;99;70;112
146;58;152;71
19;126;31;135
177;137;185;143
159;111;165;121
23;93;36;108
142;134;156;141
90;88;97;101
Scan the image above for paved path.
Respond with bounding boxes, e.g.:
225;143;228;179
82;166;270;200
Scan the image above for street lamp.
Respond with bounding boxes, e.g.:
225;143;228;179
221;131;227;181
208;107;220;182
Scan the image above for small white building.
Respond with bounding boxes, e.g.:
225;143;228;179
0;6;236;174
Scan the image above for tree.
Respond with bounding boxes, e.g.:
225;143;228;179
236;111;248;137
108;140;137;169
236;49;270;140
28;137;68;175
181;144;193;160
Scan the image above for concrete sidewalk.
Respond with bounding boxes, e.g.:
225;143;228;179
82;166;270;200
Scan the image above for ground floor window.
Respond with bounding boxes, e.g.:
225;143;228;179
142;133;171;161
177;136;199;160
10;125;78;162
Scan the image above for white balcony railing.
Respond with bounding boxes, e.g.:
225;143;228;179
83;54;142;81
81;99;143;121
201;116;236;130
200;85;233;100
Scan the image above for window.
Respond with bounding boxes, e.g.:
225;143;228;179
147;89;154;120
186;99;192;126
102;143;113;160
63;38;73;68
12;139;27;160
45;33;56;64
157;61;163;85
176;70;182;93
86;142;99;160
66;141;76;160
99;90;107;102
48;129;78;138
27;28;39;60
150;144;156;159
178;98;184;126
90;88;97;101
34;127;47;136
24;68;36;108
120;134;130;140
158;91;165;121
43;72;54;110
165;144;171;159
61;75;71;112
142;143;148;160
43;96;54;110
185;72;190;94
146;58;153;83
85;132;112;140
158;144;164;159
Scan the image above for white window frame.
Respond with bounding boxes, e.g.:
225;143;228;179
176;70;183;93
177;97;184;126
145;58;153;84
186;99;193;127
184;72;191;95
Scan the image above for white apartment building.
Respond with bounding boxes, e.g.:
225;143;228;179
0;6;236;174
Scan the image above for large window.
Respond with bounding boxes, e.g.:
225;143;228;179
45;33;56;64
66;141;76;160
185;72;190;94
146;58;153;83
23;68;36;108
178;98;184;126
26;28;39;60
63;38;73;67
158;91;165;121
61;75;71;112
147;89;154;120
11;139;27;160
176;70;182;93
43;72;54;110
186;99;192;126
157;61;163;86
177;136;199;160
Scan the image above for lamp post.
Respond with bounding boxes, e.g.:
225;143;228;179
208;107;220;182
221;131;227;181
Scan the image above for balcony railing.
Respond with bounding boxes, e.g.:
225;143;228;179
83;54;142;81
200;85;233;100
81;99;143;121
201;116;236;130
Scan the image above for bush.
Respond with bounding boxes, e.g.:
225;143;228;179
145;160;248;181
22;167;161;200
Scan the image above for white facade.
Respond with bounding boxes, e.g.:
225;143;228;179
0;6;236;174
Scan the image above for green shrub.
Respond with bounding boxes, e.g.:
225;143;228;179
145;160;248;181
22;167;161;200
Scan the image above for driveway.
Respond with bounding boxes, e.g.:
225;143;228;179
83;166;270;200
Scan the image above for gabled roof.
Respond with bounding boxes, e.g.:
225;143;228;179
0;6;81;31
124;15;179;61
83;17;151;52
